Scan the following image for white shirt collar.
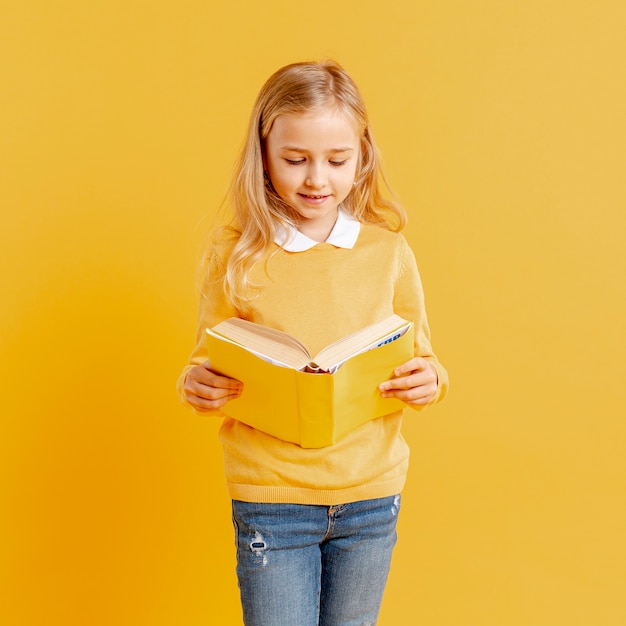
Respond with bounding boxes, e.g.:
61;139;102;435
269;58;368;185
273;209;361;252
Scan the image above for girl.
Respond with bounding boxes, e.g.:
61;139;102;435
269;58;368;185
178;60;448;626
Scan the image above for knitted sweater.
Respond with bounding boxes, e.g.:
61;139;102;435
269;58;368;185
177;221;448;505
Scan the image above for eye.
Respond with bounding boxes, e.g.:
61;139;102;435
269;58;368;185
285;158;305;165
330;160;347;167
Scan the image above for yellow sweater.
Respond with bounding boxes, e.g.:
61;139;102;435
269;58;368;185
177;222;448;505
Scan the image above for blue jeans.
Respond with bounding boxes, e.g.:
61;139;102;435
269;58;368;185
232;495;400;626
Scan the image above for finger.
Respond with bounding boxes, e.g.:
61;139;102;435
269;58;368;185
185;385;242;410
380;385;436;405
187;394;231;412
392;357;428;377
189;364;243;391
205;372;243;390
187;379;242;401
386;362;437;391
379;371;430;393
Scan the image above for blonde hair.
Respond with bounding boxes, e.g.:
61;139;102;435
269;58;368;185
220;59;407;311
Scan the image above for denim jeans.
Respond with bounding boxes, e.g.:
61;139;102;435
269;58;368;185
231;495;400;626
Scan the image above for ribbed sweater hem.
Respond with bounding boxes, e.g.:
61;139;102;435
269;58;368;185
227;475;407;505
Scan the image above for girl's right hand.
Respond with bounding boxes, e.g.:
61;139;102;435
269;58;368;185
183;360;243;412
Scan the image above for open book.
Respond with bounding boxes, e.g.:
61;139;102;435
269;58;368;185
205;314;414;448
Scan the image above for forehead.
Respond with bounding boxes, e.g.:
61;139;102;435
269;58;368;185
267;106;360;149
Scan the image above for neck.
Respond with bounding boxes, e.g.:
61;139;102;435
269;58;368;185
296;210;339;242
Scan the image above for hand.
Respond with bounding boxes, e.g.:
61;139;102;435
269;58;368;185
183;360;243;412
378;357;438;406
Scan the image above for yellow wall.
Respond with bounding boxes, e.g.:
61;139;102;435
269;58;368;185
2;1;624;624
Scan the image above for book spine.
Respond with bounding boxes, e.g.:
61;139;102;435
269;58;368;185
294;371;334;448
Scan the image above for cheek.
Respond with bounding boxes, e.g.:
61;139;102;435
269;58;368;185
340;159;358;182
338;167;358;192
269;168;297;196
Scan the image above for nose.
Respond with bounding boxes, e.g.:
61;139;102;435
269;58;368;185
305;163;326;189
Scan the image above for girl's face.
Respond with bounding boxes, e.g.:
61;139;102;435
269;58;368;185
265;105;360;242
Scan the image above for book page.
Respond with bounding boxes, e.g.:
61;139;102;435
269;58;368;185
312;315;412;373
317;322;412;374
206;328;299;369
208;314;412;374
209;318;312;370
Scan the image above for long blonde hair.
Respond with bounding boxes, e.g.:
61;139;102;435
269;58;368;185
221;60;407;311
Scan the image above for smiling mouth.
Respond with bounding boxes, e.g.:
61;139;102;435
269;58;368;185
299;193;329;199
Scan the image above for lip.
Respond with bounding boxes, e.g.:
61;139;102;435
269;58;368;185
298;193;331;205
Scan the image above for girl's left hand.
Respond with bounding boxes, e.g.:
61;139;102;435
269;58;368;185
378;357;438;406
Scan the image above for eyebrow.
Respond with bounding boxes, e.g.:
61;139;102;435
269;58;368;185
280;146;355;153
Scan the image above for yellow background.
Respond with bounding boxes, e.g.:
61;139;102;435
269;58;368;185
1;1;624;624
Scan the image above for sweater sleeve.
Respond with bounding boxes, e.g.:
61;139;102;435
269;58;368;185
393;238;449;408
176;235;239;408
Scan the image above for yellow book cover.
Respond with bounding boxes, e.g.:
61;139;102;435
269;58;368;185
205;315;414;448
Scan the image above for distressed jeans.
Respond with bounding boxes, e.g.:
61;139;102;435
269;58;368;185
232;495;400;626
